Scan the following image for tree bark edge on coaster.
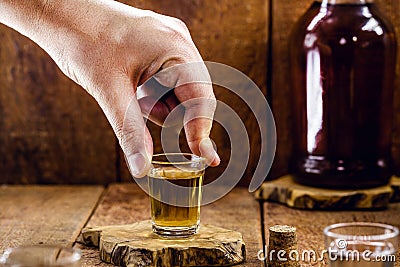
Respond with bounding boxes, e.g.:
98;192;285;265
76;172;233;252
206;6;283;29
79;220;246;267
255;175;399;210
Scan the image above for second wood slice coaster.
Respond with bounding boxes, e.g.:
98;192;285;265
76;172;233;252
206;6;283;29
255;175;400;210
80;220;246;267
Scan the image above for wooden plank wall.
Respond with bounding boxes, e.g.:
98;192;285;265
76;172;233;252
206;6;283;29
0;29;116;184
0;0;268;185
0;0;399;184
376;1;400;176
118;0;269;186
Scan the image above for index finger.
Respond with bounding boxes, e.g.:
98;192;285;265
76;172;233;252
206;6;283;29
154;62;220;166
176;83;220;166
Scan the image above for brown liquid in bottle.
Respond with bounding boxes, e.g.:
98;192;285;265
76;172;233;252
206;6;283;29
290;1;397;188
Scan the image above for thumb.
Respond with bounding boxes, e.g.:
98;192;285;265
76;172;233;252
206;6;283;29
95;76;153;178
120;97;153;178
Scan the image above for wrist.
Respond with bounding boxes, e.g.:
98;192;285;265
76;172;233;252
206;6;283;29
0;0;142;48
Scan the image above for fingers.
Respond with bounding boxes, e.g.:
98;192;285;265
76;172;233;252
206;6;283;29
178;87;221;167
138;96;171;125
137;82;182;126
143;62;220;166
96;75;153;178
121;98;153;177
172;64;220;167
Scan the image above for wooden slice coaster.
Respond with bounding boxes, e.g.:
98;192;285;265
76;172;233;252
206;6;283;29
255;175;400;210
79;220;246;267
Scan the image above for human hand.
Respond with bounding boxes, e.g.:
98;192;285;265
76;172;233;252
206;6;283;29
0;0;220;177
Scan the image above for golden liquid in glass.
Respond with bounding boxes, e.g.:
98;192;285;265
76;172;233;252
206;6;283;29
148;167;203;228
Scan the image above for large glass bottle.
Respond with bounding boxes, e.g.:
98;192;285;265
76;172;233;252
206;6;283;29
289;0;397;188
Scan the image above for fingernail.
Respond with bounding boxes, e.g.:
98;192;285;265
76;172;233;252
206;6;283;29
199;138;220;166
127;153;149;178
213;150;221;166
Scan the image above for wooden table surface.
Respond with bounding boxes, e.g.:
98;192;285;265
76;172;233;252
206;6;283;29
1;183;400;267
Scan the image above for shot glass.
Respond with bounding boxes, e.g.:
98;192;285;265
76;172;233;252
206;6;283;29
324;222;398;267
0;246;81;267
148;153;206;237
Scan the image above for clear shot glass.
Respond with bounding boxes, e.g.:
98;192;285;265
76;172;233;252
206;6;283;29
0;246;81;267
148;153;206;237
324;222;398;267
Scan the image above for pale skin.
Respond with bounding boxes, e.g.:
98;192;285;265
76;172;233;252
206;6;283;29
0;0;220;177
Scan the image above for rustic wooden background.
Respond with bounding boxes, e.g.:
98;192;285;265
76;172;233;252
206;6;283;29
0;0;398;185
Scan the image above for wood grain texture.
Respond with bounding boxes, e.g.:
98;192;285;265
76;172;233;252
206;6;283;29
270;0;400;179
2;0;400;186
118;0;269;186
80;221;245;267
0;185;104;254
263;201;400;266
76;183;263;267
0;0;269;185
201;187;263;266
256;175;397;210
0;27;116;184
375;0;400;177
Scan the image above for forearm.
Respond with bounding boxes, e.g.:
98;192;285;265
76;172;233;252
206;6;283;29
0;0;147;59
0;0;219;174
0;0;46;37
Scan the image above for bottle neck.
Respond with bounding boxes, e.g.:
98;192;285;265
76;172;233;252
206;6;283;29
320;0;369;4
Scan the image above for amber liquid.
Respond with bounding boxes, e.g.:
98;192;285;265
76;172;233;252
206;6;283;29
290;2;397;188
148;167;203;230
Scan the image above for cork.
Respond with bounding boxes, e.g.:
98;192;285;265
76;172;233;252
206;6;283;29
267;225;299;267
